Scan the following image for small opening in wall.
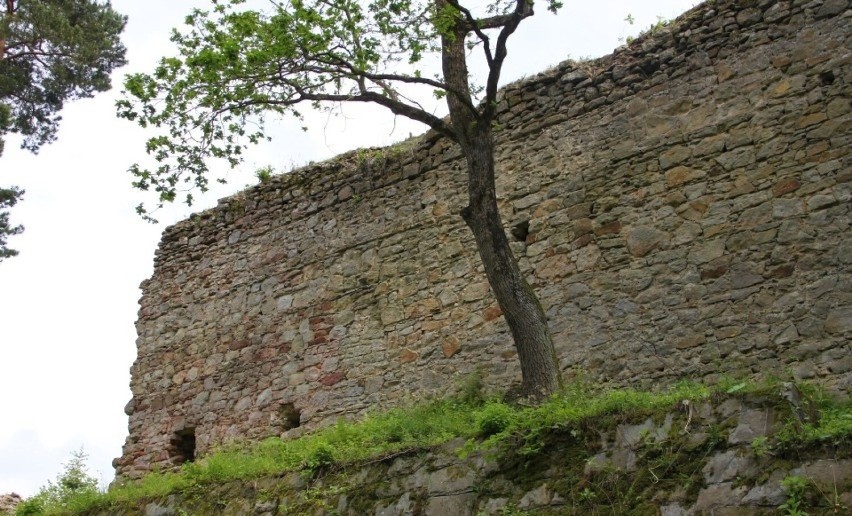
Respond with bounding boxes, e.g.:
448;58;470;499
819;70;835;85
280;402;301;430
171;428;196;464
510;220;530;243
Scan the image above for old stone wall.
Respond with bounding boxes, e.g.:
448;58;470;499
116;0;851;479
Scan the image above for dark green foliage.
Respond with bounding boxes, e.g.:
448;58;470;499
0;186;23;260
305;441;336;472
476;401;515;437
0;0;127;259
0;0;127;153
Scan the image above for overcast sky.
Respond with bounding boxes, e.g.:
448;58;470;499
0;0;697;497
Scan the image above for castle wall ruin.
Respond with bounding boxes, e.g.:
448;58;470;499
116;0;851;479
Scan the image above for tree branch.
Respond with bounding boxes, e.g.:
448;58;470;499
276;82;456;141
303;52;479;117
483;0;533;118
444;0;493;66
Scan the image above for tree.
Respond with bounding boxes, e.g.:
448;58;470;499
15;448;100;514
119;0;563;398
0;0;127;260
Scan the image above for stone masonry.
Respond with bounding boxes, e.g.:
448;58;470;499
116;0;851;480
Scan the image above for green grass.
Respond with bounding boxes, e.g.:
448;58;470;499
22;378;851;515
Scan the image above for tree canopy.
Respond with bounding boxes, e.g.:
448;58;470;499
0;0;127;260
122;0;564;397
118;0;561;217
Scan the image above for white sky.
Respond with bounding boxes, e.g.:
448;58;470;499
0;0;697;497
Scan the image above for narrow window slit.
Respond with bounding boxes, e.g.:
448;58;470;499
280;402;301;430
171;428;196;464
511;220;530;243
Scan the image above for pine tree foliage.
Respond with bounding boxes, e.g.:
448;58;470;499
0;185;23;260
0;0;127;260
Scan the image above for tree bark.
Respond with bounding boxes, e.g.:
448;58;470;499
0;0;15;60
460;127;562;399
439;6;561;399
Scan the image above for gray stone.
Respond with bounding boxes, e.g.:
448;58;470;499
518;483;553;508
688;239;726;264
659;145;691;169
424;493;476;516
626;227;668;257
817;0;848;19
660;504;688;516
145;502;176;516
616;419;655;447
792;459;852;485
728;407;776;444
479;498;509;515
807;194;836;211
584;452;610;474
427;465;476;495
825;308;852;334
715;147;755;171
773;198;804;219
703;449;756;483
692;483;748;512
742;481;786;506
276;295;293;310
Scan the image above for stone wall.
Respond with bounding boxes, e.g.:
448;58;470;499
116;0;851;479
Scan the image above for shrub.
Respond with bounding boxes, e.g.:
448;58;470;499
476;402;515;437
16;448;100;515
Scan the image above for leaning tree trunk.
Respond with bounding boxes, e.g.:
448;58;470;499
440;17;561;399
459;126;562;398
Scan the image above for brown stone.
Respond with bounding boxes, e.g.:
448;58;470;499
535;253;575;279
675;334;706;349
566;202;592;219
701;263;728;280
320;371;346;386
229;339;250;350
533;198;562;218
442;337;461;358
338;185;353;200
421;319;445;331
574;218;594;236
766;264;795;279
716;63;735;83
666;166;705;187
572;233;594;248
594;220;622;236
770;55;791;71
500;350;517;360
796;112;827;129
400;348;418;364
772;178;801;197
769;78;791;97
483;305;503;322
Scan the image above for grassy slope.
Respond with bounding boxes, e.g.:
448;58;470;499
18;378;852;515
